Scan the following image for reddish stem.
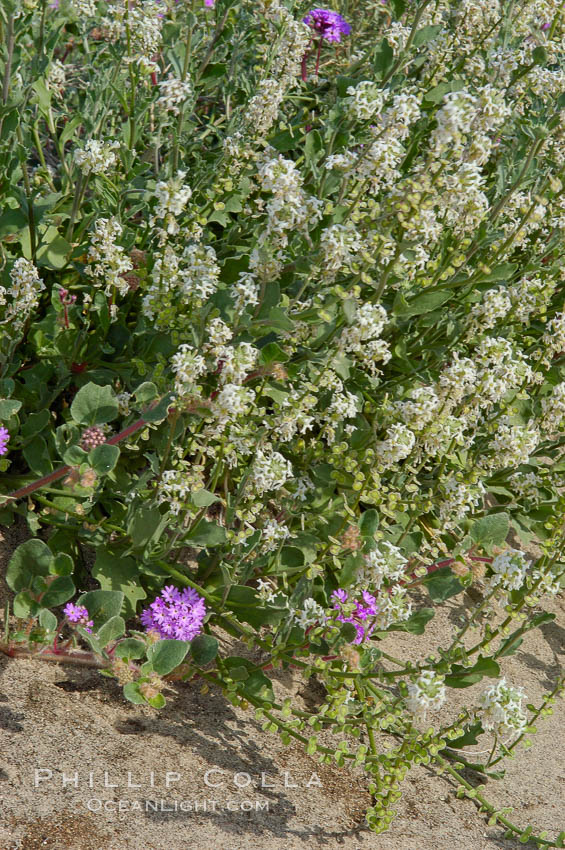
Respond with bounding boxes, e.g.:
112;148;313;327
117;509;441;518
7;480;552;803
315;37;323;76
5;398;166;503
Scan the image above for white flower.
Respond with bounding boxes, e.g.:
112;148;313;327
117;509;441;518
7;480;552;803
157;74;193;116
252;449;293;494
291;597;326;629
152;171;192;233
358;542;408;590
74;139;120;176
406;670;446;722
85;218;133;297
479;679;527;737
489;549;529;592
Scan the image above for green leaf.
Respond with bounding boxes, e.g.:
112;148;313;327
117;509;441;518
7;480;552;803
495;633;524;658
147;692;166;709
224;585;287;628
0;398;21;418
13;591;37;617
39;608;58;632
339;623;358;643
70;382;119;426
123;682;147;704
445;656;500;688
148;639;190;675
36;234;72;270
470;512;509;548
413;24;442;46
141;392;174;423
89;443;120;475
445;721;483;750
191;489;220;508
387;607;435;635
374;38;394;77
41;576;75;608
21;409;50;440
190;634;219;665
62;445;88;466
424;567;464;602
76;589;124;628
50;553;74;577
186;519;227;547
393;289;452;317
23;436;53;475
424;79;465;104
259;342;288;365
134;381;159;403
359;510;379;537
6;539;53;592
304;129;323;165
477;263;517;283
127;506;166;549
91;548;146;619
97;615;126;647
0;208;27;239
114;638;146;660
224;657;275;701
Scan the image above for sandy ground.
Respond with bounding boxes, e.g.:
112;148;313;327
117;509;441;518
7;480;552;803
0;520;564;850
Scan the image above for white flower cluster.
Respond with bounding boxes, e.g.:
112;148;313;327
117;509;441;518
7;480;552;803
151;171;193;235
541;383;565;432
406;670;446;723
396;386;440;432
439;476;485;526
47;60;67;94
479;679;528;737
232;272;260;313
376;423;416;466
213;384;255;428
488;549;529;593
74;139;120;176
252;448;293;494
470;286;512;330
0;259;45;331
375;585;412;629
255;152;324;250
338;302;391;376
171;345;207;397
247;0;309;136
346;80;384;121
104;1;162;73
142;241;220;326
260;518;291;552
357;542;408;590
488;421;539;469
157;464;206;516
157;74;193;116
85;218;133;297
290;597;327;630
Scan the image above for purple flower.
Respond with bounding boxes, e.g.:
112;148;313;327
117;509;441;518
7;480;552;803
331;588;378;644
0;426;9;456
303;9;351;42
63;602;94;633
140;585;206;641
205;0;215;6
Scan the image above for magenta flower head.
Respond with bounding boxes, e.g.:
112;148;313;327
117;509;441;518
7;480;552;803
303;9;351;42
0;426;9;456
140;585;206;641
331;588;378;644
63;602;94;633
